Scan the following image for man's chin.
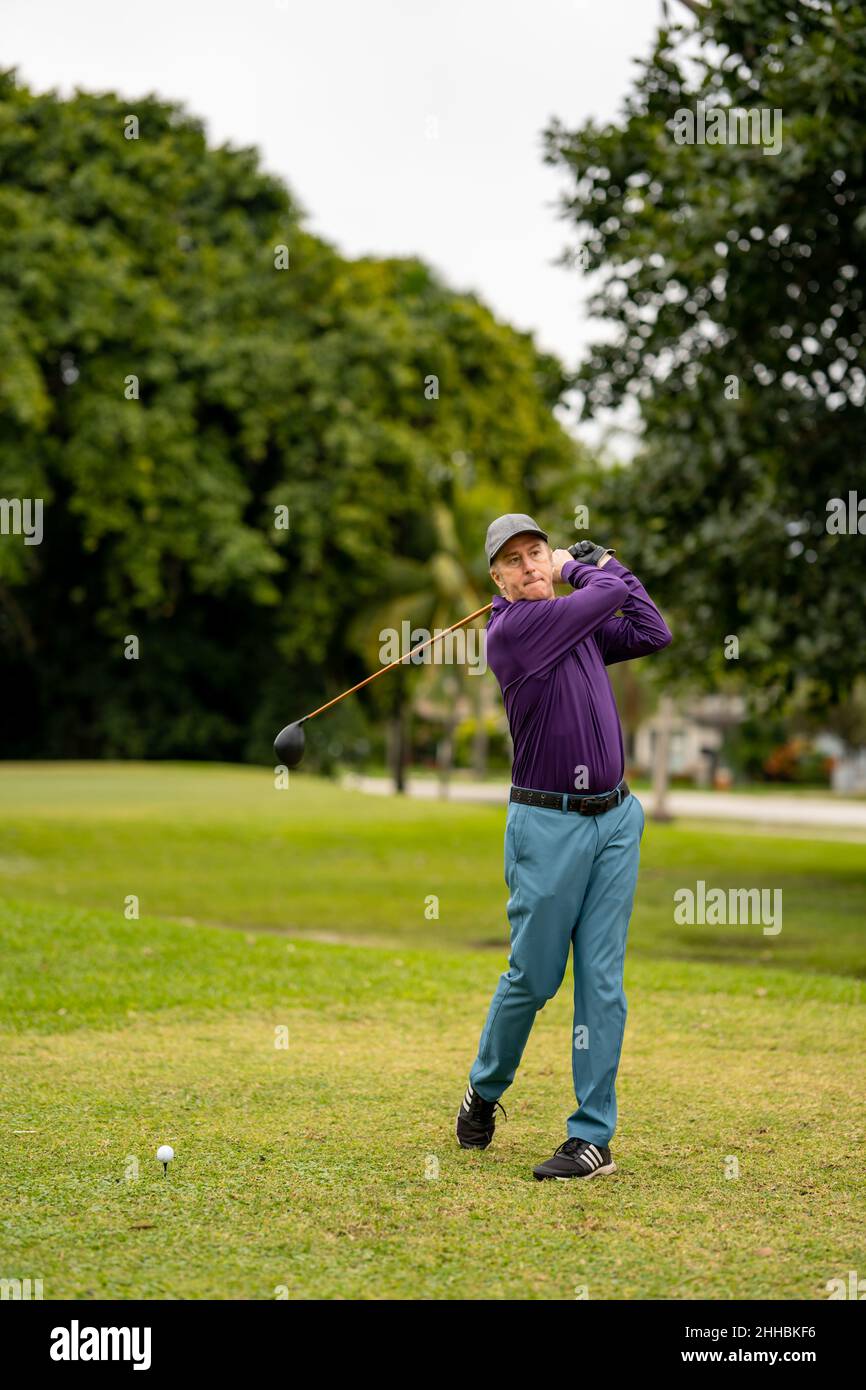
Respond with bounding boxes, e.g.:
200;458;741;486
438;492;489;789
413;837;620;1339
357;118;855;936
524;581;553;600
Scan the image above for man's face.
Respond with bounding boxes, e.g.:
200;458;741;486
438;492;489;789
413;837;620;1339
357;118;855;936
491;533;554;602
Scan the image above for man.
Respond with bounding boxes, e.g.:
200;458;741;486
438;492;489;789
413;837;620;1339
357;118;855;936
456;513;672;1180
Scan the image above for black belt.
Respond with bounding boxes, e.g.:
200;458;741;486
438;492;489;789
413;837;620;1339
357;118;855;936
510;781;630;816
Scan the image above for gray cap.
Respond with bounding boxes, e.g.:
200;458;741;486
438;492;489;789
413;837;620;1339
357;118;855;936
485;513;549;565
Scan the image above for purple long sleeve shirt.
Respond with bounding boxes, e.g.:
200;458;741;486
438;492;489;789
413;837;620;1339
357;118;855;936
486;557;672;795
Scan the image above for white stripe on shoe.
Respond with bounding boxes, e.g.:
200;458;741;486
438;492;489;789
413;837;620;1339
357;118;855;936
555;1161;616;1180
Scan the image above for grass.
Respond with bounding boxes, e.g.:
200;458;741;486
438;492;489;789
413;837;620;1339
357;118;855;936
0;762;864;1300
1;762;864;972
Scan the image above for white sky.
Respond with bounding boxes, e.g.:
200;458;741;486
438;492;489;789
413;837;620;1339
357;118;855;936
5;0;664;450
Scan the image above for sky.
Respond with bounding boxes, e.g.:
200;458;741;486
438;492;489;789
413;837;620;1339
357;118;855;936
4;0;665;450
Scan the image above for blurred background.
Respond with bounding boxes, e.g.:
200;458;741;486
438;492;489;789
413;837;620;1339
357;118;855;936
1;0;864;794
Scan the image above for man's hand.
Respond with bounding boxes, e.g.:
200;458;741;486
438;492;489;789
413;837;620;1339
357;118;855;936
550;548;576;583
567;540;616;568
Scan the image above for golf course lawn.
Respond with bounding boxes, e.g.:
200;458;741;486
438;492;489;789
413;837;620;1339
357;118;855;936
1;763;864;1300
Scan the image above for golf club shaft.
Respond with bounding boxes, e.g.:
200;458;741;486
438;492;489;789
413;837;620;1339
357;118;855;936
302;602;493;723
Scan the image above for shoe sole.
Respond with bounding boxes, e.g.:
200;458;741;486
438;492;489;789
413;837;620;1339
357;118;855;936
534;1160;616;1181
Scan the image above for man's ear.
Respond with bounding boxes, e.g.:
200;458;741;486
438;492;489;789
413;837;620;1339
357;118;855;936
490;565;504;592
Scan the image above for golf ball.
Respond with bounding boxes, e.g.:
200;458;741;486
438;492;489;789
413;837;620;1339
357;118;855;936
156;1145;174;1164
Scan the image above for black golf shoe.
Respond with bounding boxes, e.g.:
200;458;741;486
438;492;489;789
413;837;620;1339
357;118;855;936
455;1082;507;1149
533;1136;616;1180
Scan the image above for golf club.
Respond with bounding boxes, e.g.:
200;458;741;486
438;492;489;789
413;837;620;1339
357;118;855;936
274;601;494;768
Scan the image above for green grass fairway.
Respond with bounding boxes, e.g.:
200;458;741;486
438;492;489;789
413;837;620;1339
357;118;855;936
2;762;864;973
1;763;864;1300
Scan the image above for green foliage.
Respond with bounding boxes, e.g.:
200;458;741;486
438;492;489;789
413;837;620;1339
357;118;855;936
0;73;582;759
543;0;866;709
724;717;831;784
453;714;511;770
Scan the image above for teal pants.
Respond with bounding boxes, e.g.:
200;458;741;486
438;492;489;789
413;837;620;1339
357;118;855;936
469;785;644;1146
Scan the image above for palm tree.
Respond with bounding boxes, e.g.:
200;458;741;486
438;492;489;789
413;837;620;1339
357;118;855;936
346;492;498;794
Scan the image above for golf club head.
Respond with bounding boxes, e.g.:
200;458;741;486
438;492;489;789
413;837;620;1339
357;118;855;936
274;719;306;769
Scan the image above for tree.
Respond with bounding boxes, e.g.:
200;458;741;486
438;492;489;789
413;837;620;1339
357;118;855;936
542;0;866;717
346;500;491;793
0;73;585;761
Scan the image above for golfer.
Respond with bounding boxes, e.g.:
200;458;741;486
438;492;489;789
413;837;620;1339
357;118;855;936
457;513;672;1180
